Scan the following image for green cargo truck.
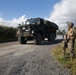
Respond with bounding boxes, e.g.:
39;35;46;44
16;18;58;45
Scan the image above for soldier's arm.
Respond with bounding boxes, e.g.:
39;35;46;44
69;30;74;36
64;33;67;40
69;29;76;40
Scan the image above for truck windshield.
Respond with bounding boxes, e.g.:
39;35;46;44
25;19;40;25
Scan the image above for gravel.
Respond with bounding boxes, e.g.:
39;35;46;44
0;39;70;75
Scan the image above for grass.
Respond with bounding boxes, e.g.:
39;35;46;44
52;41;76;75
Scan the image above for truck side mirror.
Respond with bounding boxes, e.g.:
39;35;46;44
18;24;21;27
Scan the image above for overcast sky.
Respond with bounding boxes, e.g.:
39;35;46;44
0;0;76;29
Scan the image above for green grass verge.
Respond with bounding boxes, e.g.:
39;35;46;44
52;42;76;75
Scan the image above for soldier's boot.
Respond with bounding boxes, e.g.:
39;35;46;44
70;53;75;58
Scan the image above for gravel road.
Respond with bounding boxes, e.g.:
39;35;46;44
0;38;70;75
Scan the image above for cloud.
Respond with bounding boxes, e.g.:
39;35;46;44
11;15;27;24
0;15;27;27
46;0;76;29
0;18;4;21
0;15;2;17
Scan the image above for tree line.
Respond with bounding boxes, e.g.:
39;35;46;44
0;25;17;42
57;27;76;35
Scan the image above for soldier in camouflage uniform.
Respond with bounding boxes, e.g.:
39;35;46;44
62;22;75;58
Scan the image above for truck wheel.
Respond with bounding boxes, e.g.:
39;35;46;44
34;33;42;45
18;36;27;44
48;34;51;42
53;34;55;41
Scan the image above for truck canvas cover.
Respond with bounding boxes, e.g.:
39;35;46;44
44;20;58;30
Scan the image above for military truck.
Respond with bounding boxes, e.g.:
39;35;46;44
16;18;58;45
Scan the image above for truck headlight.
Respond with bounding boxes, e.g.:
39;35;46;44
26;30;29;31
22;27;25;30
32;31;34;33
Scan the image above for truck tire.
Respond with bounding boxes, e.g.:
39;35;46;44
48;34;51;42
53;34;55;41
18;36;27;44
34;33;42;45
49;33;55;41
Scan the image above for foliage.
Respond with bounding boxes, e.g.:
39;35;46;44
0;25;17;42
56;29;63;35
74;27;76;30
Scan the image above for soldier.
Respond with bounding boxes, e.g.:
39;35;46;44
62;22;75;58
62;29;65;39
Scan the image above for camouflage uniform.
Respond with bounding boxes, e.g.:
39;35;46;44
62;22;75;57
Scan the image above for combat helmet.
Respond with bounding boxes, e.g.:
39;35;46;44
67;22;74;28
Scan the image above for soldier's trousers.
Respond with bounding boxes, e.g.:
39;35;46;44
62;40;68;51
68;40;75;55
62;40;75;55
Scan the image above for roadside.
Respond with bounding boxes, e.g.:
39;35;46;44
52;41;76;75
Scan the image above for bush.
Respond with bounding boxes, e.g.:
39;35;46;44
0;25;17;42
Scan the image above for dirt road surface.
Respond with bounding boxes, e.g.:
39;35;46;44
0;38;70;75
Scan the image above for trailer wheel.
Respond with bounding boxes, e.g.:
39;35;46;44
34;33;42;45
18;36;27;44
